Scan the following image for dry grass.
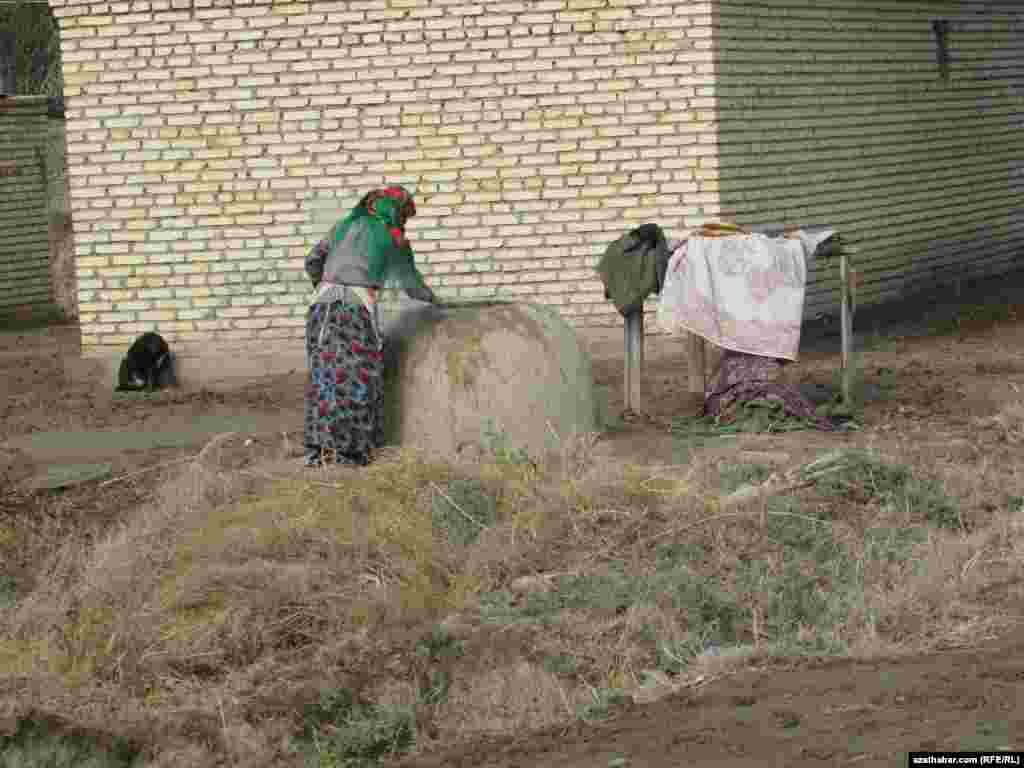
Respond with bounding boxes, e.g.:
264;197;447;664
977;400;1024;445
435;661;583;737
2;424;1024;765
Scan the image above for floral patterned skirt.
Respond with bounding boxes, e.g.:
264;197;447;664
304;300;385;465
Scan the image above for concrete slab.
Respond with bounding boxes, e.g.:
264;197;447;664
27;462;113;491
6;412;293;463
84;347;307;392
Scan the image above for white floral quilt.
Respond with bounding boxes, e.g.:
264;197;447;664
656;230;835;361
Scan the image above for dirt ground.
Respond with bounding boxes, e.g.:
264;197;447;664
0;323;303;486
401;627;1024;768
3;301;1024;766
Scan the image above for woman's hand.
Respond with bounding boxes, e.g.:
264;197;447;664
405;285;436;304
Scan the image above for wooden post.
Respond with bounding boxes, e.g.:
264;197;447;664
687;332;706;395
0;31;15;96
624;310;644;413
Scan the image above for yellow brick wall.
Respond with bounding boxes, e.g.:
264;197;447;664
715;1;1024;317
50;0;720;355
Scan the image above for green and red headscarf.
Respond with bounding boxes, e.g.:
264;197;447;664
315;185;431;294
360;186;416;247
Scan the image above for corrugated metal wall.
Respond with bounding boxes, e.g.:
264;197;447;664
0;96;53;315
714;1;1024;318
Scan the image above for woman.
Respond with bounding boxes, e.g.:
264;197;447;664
303;186;437;467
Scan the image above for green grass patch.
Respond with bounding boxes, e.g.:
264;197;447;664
481;419;533;466
654;541;706;568
635;623;658;646
764;501;843;564
773;561;847;653
736;498;857;654
655;631;715;676
827;352;868;413
521;564;644;617
0;575;17;611
577;688;629;722
671;399;822;438
737;553;850;655
480;561;743;647
815;398;861;424
418;669;452;707
477;589;519;623
415;626;464;662
414;627;465;707
298;689;416;768
862;525;929;563
734;489;938;654
734;704;756;724
813;351;891;427
874;366;899;392
479;449;959;676
958;720;1013;752
808;449;961;530
776;710;802;730
718;462;773;493
0;718;142;768
542;653;579;678
650;566;743;643
431;478;498;547
816;354;894;426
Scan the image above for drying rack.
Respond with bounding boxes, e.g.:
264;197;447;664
621;226;858;413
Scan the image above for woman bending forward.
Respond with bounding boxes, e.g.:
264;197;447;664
303;186;437;467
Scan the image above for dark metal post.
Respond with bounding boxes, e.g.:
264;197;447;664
624;310;644;413
0;31;15;96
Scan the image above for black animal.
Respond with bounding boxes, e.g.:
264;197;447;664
116;332;175;392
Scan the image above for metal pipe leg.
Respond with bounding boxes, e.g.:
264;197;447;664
840;250;854;406
624;311;644;413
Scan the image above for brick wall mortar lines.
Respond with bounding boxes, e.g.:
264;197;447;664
60;0;1024;354
57;0;720;352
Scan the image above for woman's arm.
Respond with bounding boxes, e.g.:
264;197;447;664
395;242;436;303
